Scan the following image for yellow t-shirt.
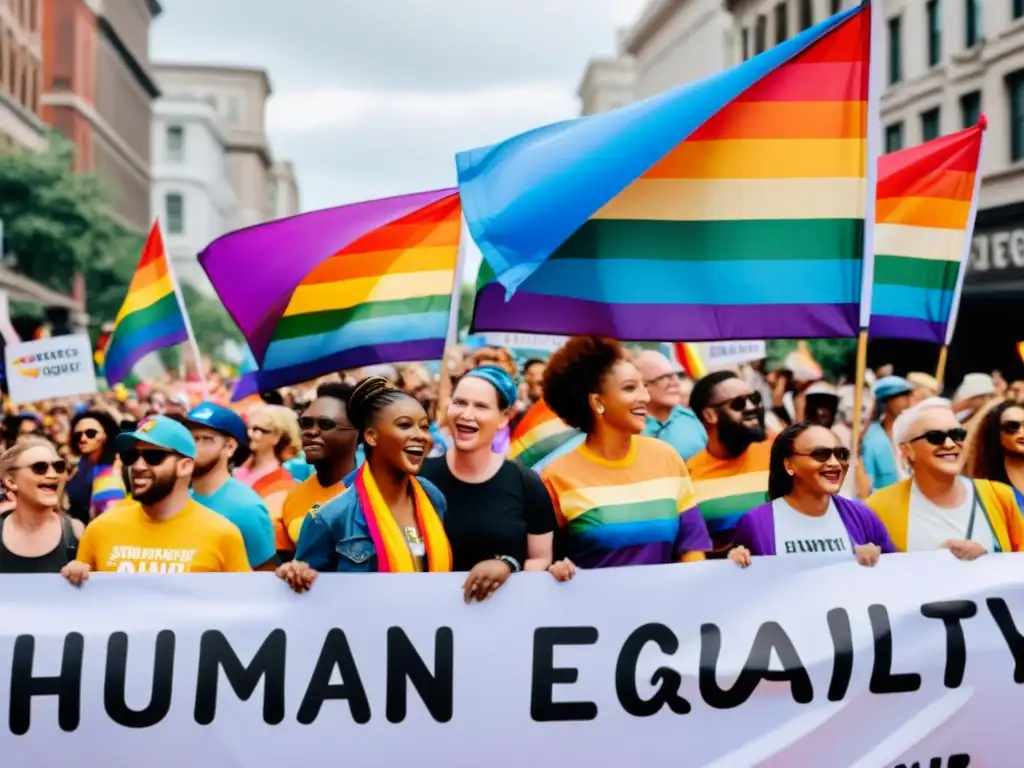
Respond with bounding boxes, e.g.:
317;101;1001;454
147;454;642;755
77;499;252;573
281;475;345;550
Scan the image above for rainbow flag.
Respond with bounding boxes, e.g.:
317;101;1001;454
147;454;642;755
201;190;462;400
103;223;190;385
869;119;986;344
674;343;707;379
511;400;584;472
461;3;876;341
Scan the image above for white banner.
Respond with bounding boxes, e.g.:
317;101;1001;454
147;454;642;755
479;332;568;353
698;340;768;368
4;333;96;403
0;555;1019;766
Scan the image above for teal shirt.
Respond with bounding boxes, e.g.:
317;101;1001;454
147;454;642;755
862;421;902;492
642;405;708;461
191;478;277;568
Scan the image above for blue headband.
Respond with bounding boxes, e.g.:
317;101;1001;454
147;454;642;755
464;365;518;409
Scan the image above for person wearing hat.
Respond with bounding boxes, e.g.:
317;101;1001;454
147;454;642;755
861;375;916;494
61;415;250;582
184;402;277;570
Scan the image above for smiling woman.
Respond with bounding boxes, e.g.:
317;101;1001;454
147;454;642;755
277;377;452;588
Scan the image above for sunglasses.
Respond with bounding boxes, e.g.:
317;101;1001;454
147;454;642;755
645;372;685;387
74;428;99;441
794;447;851;463
119;448;175;467
709;391;763;411
1001;420;1024;436
15;460;68;476
299;417;353;432
910;428;968;446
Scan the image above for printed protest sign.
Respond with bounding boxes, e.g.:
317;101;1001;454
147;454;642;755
4;333;96;403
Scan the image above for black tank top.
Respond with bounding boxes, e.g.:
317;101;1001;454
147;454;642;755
0;511;78;574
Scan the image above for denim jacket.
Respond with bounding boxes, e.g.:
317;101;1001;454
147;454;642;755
294;476;447;572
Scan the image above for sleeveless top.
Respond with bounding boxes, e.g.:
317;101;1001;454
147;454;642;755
0;511;79;573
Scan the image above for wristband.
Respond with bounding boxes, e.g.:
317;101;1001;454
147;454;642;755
495;555;521;573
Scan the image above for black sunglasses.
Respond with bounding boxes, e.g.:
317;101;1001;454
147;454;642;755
794;447;851;463
709;391;763;411
74;428;99;441
910;428;968;446
299;417;354;432
1001;420;1024;436
15;460;68;476
119;448;175;467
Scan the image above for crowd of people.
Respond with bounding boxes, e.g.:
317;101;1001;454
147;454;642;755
2;336;1022;597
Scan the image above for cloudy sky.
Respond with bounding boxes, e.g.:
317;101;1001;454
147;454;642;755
151;0;646;214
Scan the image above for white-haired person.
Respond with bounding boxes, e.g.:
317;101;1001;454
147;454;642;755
866;397;1024;558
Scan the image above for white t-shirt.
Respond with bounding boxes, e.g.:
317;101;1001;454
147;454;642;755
907;476;995;553
772;497;852;557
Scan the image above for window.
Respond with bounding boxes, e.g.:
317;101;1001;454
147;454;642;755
755;14;767;54
885;122;904;153
964;0;980;48
799;0;813;30
165;193;184;234
921;108;941;142
165;125;184;163
1015;0;1024;21
774;2;788;44
888;16;902;85
742;27;750;60
926;0;941;67
1009;71;1024;162
831;0;842;14
960;90;981;128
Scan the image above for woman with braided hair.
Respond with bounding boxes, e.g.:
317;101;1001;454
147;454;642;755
276;376;451;591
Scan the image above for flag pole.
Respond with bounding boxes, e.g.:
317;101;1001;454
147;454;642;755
935;115;987;392
159;221;209;400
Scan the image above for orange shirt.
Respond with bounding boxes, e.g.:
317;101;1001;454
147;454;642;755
279;475;345;550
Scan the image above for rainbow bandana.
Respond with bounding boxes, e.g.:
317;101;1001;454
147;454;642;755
353;464;451;573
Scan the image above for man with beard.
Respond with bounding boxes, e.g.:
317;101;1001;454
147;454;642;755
185;403;277;570
280;383;358;558
64;416;249;578
685;371;773;558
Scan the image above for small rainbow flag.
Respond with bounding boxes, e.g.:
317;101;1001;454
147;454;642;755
103;223;190;385
674;343;707;379
204;190;462;399
869;119;986;344
511;400;584;472
462;3;875;341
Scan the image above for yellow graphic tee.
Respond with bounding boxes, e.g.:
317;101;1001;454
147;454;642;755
77;499;252;573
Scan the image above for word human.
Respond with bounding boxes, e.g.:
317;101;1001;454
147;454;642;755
8;626;453;734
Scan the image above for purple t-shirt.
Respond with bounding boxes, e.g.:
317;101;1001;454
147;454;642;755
732;495;896;556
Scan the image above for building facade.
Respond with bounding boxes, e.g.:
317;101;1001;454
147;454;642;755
150;95;235;294
0;0;45;151
578;52;636;116
153;63;285;230
270;159;300;219
41;0;161;231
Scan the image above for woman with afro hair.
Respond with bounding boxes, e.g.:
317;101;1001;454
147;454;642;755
540;336;711;571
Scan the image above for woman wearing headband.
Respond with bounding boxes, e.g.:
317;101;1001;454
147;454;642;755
420;366;564;603
729;422;893;567
276;376;451;591
867;397;1024;557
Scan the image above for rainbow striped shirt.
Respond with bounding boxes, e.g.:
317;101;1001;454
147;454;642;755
687;439;772;555
540;436;711;568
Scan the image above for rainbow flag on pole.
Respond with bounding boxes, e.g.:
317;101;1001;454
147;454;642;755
103;223;190;385
461;3;878;342
201;190;462;399
868;119;986;344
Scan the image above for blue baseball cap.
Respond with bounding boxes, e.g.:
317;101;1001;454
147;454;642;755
115;415;197;459
873;375;915;403
184;402;248;446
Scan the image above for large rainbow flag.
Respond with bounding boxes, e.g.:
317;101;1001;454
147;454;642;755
868;119;986;345
201;190;462;399
103;223;190;385
460;3;877;341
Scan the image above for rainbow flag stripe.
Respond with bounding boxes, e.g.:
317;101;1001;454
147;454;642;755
103;223;189;385
869;121;985;344
675;343;707;379
511;400;584;472
468;5;870;341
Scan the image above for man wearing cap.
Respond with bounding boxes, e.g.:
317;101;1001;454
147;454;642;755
184;402;277;570
62;415;250;579
862;375;915;494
